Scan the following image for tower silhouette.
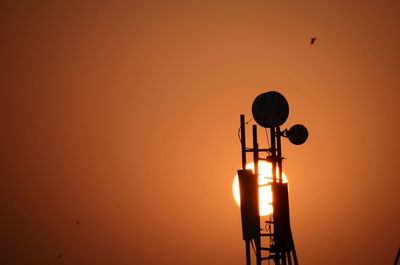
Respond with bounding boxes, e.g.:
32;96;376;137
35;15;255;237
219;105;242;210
237;91;308;265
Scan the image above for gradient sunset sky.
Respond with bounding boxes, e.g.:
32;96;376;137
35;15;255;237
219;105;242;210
1;1;399;265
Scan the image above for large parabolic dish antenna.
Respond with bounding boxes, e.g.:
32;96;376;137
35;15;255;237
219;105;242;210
252;91;289;128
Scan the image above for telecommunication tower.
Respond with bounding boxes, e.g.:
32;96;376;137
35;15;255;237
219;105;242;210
237;91;308;265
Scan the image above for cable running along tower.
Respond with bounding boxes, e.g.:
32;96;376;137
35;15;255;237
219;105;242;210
237;91;308;265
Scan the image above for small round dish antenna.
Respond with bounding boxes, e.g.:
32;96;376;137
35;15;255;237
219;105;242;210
252;91;289;128
287;124;308;145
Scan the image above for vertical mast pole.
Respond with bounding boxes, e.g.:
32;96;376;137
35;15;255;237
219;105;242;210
276;127;283;183
240;115;251;265
240;115;246;169
270;127;277;182
252;125;261;265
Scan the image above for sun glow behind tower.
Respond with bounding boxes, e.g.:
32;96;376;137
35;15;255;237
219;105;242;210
232;161;288;216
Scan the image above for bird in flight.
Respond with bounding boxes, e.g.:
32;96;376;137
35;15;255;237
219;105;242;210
310;37;317;45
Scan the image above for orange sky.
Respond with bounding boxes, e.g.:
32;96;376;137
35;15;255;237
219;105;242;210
1;1;399;264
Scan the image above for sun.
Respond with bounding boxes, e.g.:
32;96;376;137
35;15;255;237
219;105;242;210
232;161;288;216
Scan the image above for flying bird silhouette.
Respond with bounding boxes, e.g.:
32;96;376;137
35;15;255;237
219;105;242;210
310;37;317;45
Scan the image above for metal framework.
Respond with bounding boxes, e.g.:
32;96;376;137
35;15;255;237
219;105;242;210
239;114;299;265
